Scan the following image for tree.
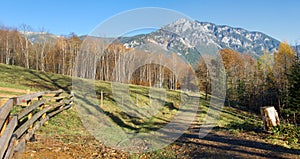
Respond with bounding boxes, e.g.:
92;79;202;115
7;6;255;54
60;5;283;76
257;51;277;107
286;56;300;124
19;24;32;68
273;42;295;116
219;49;244;106
53;37;69;74
67;33;82;75
196;56;211;100
30;28;51;72
240;54;258;108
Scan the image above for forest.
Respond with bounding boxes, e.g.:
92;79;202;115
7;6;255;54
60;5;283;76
0;25;299;124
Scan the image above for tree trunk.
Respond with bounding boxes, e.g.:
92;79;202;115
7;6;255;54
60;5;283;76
5;33;10;65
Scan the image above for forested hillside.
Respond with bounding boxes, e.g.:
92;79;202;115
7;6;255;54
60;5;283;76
1;22;299;124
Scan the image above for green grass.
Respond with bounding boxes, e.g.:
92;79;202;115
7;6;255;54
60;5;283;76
39;107;89;139
75;80;184;134
0;63;259;134
2;63;298;156
0;63;187;140
0;90;23;95
0;63;71;91
269;124;300;149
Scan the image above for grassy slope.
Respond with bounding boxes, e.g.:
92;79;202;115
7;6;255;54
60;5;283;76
2;63;297;158
0;63;71;91
0;63;259;130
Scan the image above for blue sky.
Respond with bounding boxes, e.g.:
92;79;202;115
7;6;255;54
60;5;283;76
0;0;299;43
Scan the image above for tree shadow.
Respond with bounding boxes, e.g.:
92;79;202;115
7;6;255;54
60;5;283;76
164;102;179;110
26;70;71;91
217;120;263;133
178;131;300;158
103;110;141;131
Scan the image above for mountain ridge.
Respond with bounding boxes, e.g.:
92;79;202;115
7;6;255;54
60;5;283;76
162;18;280;54
24;18;295;62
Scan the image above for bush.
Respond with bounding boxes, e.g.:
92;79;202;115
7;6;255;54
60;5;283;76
271;124;300;147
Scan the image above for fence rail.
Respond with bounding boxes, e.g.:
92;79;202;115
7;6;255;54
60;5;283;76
0;89;73;159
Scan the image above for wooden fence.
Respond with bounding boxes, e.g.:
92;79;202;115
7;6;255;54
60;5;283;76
0;89;73;159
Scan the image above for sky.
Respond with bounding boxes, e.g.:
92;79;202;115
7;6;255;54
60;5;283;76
0;0;299;43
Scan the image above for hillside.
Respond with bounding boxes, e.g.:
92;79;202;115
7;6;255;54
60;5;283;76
0;63;299;158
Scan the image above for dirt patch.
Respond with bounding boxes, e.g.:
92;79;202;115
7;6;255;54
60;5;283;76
0;87;29;93
18;134;128;159
179;130;300;159
18;129;300;159
17;107;300;159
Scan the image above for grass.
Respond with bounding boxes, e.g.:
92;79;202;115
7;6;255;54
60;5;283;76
0;63;71;91
0;63;248;134
0;63;189;142
269;124;300;149
1;63;298;157
39;107;89;139
0;90;23;95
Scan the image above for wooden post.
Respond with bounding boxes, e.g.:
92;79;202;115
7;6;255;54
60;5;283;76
40;106;48;125
26;89;30;95
136;94;138;106
294;113;297;125
69;93;74;106
27;112;32;130
122;96;123;107
38;95;48;125
26;90;33;130
101;90;103;107
260;106;280;131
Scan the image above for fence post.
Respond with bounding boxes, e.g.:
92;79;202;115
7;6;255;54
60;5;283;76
101;90;103;107
26;90;33;130
39;95;47;125
136;94;138;106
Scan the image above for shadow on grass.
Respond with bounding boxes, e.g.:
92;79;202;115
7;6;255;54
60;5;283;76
179;132;300;158
26;70;71;91
164;102;179;110
225;120;262;133
75;90;174;133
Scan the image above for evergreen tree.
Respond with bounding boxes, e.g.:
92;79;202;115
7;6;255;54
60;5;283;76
286;58;300;124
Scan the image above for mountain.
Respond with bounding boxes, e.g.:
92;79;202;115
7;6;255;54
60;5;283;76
24;31;59;43
119;29;202;66
293;45;300;53
21;19;288;67
120;18;281;66
164;19;280;54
